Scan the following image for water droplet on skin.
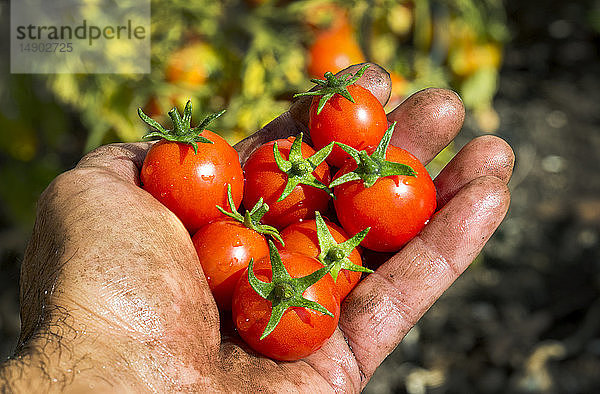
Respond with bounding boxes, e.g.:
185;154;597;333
201;174;215;182
160;192;167;198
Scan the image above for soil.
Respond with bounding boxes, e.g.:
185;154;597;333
365;1;600;393
1;0;599;392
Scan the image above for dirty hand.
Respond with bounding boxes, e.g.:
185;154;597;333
0;63;513;393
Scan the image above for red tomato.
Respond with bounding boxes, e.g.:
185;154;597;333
308;24;365;78
279;219;364;299
333;145;436;252
232;251;340;361
242;137;332;229
192;220;269;311
141;130;244;233
164;41;218;87
309;84;388;168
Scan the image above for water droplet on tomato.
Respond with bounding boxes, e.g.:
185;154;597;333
218;260;233;273
160;191;167;198
201;174;215;182
236;315;252;331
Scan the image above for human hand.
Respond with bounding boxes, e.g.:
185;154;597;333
0;63;513;393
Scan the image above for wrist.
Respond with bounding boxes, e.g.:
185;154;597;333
0;328;127;393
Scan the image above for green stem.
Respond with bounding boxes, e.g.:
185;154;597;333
138;100;224;154
273;133;334;202
247;241;335;339
293;65;370;114
314;212;372;282
329;122;416;188
216;184;284;246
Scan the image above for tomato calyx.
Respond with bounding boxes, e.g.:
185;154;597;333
217;184;284;246
273;133;334;201
314;212;373;281
248;241;335;339
138;100;225;154
330;122;417;188
293;64;370;114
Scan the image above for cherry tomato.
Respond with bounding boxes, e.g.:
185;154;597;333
242;136;332;229
192;220;269;311
308;24;365;78
333;145;436;252
308;84;388;168
279;218;365;299
165;41;218;87
232;250;340;361
141;130;244;233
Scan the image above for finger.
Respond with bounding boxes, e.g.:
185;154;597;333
233;112;302;165
435;135;515;208
75;142;154;185
302;329;362;392
235;63;392;163
388;88;465;165
339;176;510;388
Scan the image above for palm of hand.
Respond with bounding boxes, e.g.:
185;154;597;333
17;64;513;393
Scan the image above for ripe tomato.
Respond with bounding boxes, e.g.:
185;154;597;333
308;23;365;78
242;136;332;229
141;129;243;233
279;217;366;299
192;220;269;311
232;250;340;361
308;83;388;168
333;145;436;252
165;41;218;87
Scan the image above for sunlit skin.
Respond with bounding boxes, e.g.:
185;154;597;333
0;63;513;393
